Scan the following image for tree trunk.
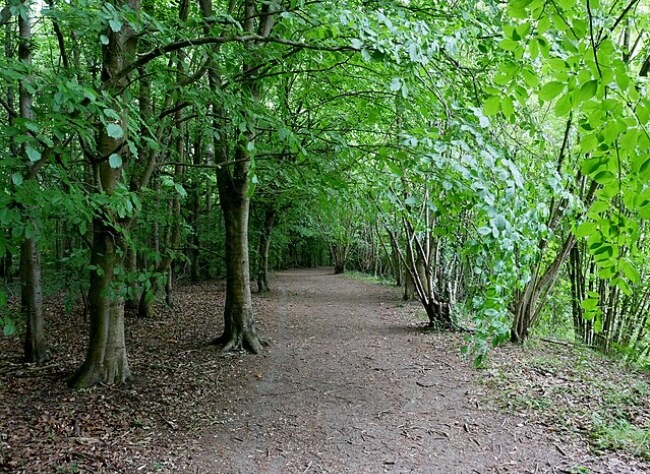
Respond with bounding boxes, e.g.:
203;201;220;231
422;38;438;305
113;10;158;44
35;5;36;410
69;219;130;388
139;172;182;318
257;207;275;292
510;235;576;343
124;247;140;310
212;188;263;353
190;180;201;282
70;0;138;388
200;0;274;353
16;2;47;363
332;244;348;274
21;237;47;363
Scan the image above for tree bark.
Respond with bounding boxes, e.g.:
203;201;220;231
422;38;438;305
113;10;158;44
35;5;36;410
510;234;576;343
69;220;130;388
212;177;263;353
17;0;47;363
257;206;275;292
124;247;140;310
21;238;47;363
201;0;270;354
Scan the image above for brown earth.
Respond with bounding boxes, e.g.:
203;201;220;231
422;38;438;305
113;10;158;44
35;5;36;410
0;268;648;473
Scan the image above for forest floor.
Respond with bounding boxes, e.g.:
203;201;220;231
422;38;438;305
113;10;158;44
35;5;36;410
1;268;649;474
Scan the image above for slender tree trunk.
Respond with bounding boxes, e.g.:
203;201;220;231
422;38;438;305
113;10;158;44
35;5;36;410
201;0;273;353
257;207;275;292
21;238;47;363
190;138;202;282
17;1;47;363
124;248;140;310
139;186;181;317
332;244;348;274
510;235;576;343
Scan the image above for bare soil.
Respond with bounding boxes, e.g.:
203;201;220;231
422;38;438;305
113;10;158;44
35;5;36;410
1;268;648;473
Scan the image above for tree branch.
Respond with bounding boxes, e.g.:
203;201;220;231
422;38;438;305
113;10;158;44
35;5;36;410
111;35;356;86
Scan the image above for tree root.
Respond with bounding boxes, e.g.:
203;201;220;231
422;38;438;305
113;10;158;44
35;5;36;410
210;331;268;354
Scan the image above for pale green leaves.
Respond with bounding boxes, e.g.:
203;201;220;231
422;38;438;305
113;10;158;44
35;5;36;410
108;153;122;169
26;145;41;162
109;19;122;32
574;221;596;238
537;78;598;117
106;123;124;139
389;78;408;98
11;173;23;186
483;96;501;116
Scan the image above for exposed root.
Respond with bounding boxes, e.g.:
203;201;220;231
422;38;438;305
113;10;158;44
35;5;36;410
210;332;265;354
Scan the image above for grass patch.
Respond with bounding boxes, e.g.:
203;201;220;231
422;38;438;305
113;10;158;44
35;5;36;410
343;271;395;286
591;418;650;460
479;341;650;462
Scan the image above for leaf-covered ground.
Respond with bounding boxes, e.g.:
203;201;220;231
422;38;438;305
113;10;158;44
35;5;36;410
1;268;648;473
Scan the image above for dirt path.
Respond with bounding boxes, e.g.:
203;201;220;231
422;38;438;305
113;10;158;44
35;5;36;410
179;269;573;473
3;268;644;473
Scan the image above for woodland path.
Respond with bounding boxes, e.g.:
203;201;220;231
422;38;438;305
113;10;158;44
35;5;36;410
176;269;576;474
2;269;643;473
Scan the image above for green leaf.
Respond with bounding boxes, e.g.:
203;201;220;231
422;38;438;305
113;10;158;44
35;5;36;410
558;0;577;9
109;19;122;32
574;221;596;237
103;108;120;120
100;34;109;45
174;183;187;197
26;145;41;162
592;171;615;184
619;259;640;284
498;39;519;52
386;161;402;176
501;95;514;117
3;320;15;336
581;297;599;310
389;78;402;92
580;134;599;153
575;79;597;103
483;96;501;117
106;123;124;139
554;93;572;116
351;38;363;49
11;173;23;186
108;153;122;168
539;81;565;101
